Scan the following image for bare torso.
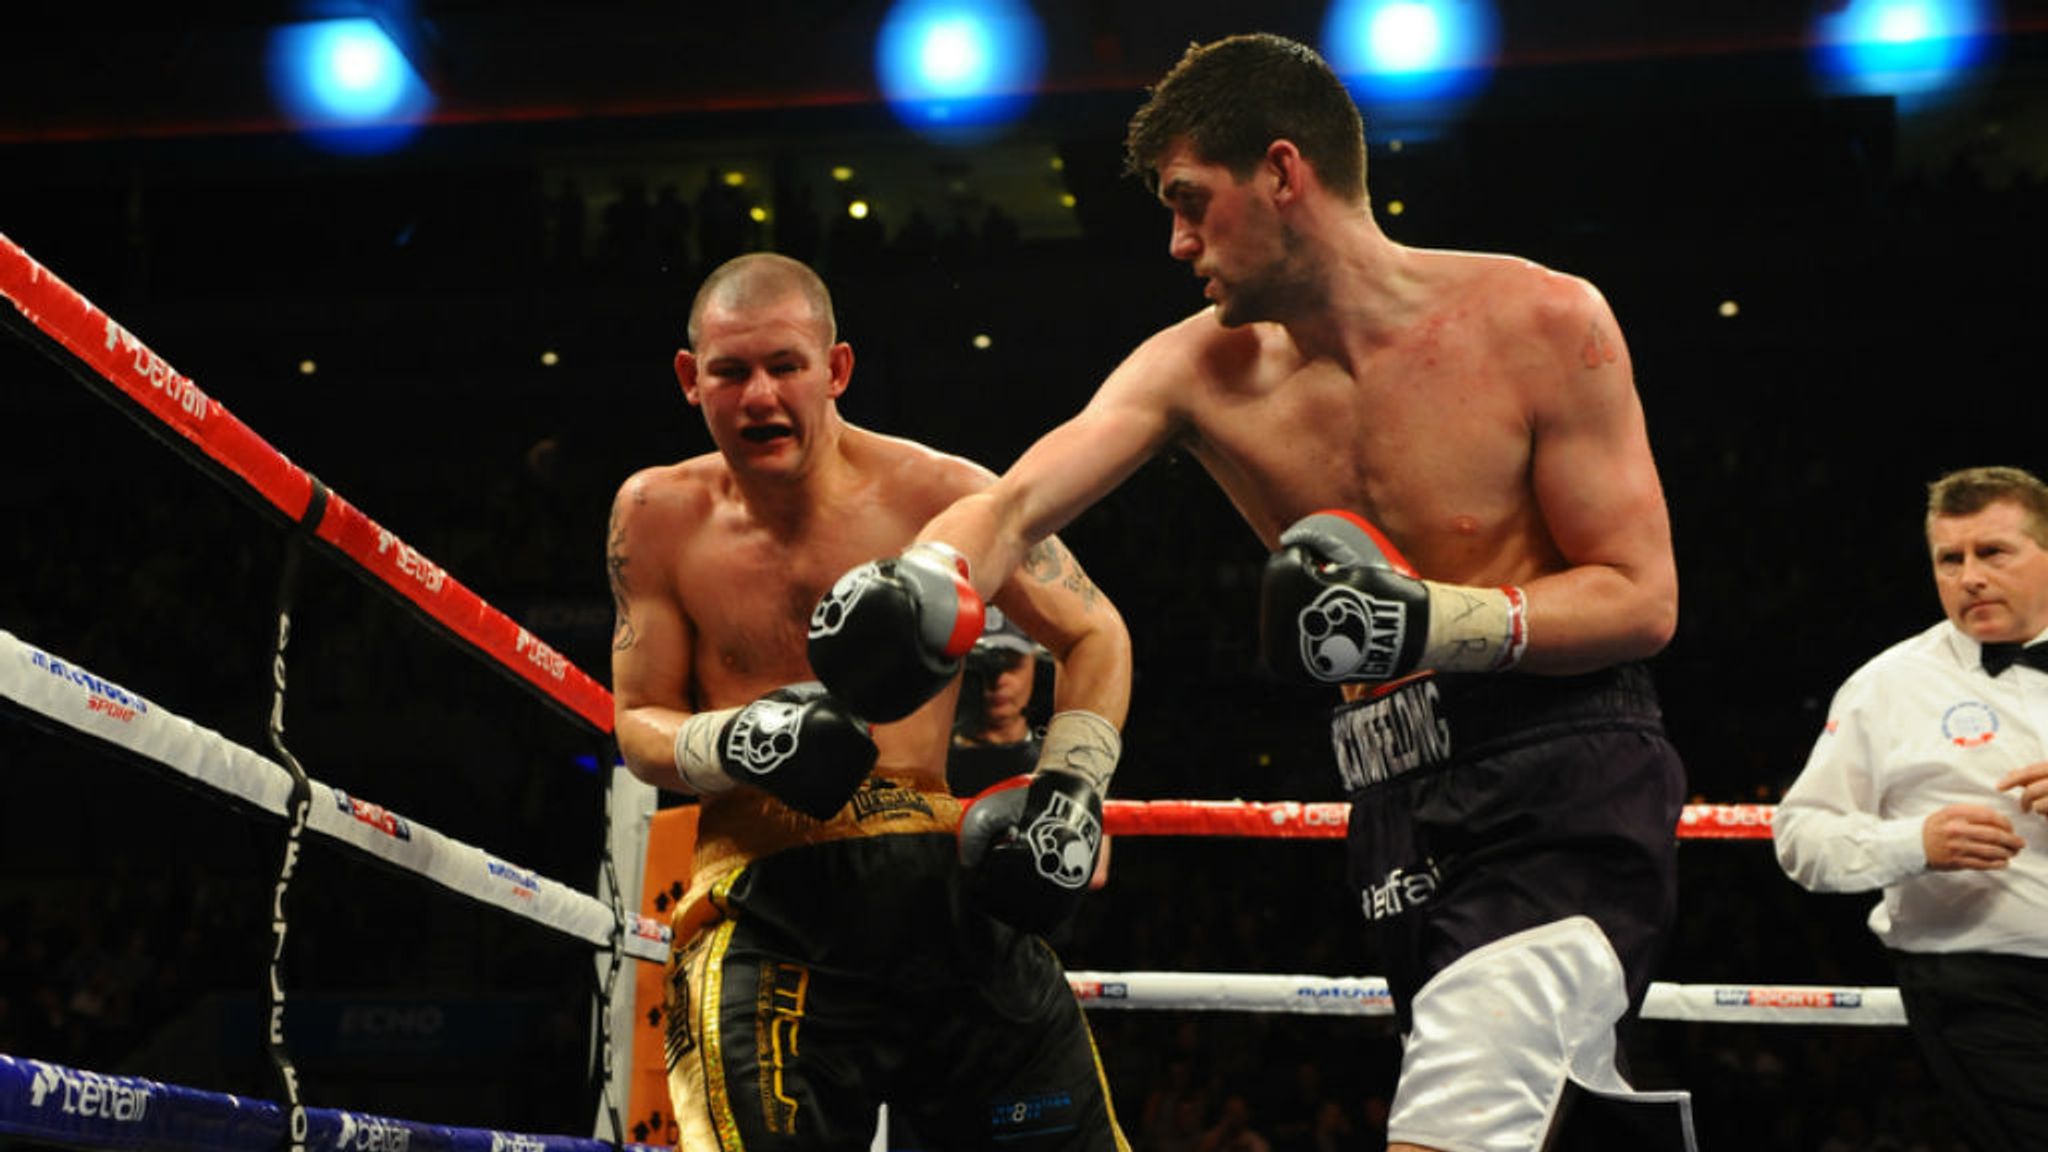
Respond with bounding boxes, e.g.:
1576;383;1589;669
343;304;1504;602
1171;250;1595;587
625;427;986;789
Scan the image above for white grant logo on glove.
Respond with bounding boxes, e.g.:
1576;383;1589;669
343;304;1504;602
807;564;872;639
807;543;985;723
1262;510;1528;685
1026;791;1102;890
722;697;808;776
1298;585;1410;682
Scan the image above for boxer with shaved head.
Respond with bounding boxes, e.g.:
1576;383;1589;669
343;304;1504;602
611;253;1133;1151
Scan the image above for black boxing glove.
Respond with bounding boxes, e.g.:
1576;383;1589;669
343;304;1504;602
1259;510;1528;684
958;710;1120;935
808;542;985;722
672;682;876;819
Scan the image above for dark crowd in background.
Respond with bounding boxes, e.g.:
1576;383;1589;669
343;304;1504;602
4;36;2047;1151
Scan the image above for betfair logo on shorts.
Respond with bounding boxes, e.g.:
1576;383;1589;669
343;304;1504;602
1329;679;1450;791
724;699;806;775
1297;587;1406;682
1361;861;1442;921
27;1061;153;1123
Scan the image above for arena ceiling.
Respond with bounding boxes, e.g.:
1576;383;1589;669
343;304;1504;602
8;1;2046;145
8;1;2046;256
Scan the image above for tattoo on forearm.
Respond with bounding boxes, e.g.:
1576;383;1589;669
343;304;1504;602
1023;538;1101;611
607;503;637;652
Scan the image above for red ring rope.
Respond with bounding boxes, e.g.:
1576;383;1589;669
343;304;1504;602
0;233;615;733
1098;799;1772;840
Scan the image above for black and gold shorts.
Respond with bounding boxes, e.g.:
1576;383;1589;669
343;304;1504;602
666;830;1126;1152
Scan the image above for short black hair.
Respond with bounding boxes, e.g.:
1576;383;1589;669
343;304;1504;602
1124;32;1367;202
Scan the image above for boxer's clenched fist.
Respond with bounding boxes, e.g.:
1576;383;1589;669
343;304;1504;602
809;542;984;722
673;682;876;819
1260;509;1528;684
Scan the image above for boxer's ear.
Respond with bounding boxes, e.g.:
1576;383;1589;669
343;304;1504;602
826;342;852;399
676;349;702;405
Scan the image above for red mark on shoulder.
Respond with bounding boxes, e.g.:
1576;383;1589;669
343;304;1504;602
1419;315;1448;368
1581;321;1618;369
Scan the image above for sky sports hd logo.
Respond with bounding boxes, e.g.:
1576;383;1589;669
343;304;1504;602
333;789;410;840
1067;980;1127;1001
1715;988;1864;1009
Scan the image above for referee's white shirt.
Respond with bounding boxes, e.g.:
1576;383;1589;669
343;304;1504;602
1775;620;2048;959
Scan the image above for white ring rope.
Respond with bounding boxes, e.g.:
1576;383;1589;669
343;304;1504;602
0;628;670;964
1064;971;1906;1026
0;619;1903;1028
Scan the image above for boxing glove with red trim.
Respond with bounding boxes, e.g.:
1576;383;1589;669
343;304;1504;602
960;771;1103;935
673;681;876;819
958;710;1119;935
1260;510;1528;684
808;542;985;722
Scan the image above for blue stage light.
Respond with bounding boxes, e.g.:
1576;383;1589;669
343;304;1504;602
875;0;1045;142
1811;0;1997;101
267;18;433;154
1320;0;1499;106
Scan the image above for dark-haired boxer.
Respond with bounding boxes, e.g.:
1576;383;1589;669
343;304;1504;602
610;252;1133;1151
810;33;1694;1152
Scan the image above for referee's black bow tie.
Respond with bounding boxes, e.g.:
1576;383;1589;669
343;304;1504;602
1982;641;2048;677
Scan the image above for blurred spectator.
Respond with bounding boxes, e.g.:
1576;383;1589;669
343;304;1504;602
1198;1094;1272;1152
947;605;1046;796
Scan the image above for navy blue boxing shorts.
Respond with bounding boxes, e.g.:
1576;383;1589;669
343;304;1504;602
1330;663;1695;1152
